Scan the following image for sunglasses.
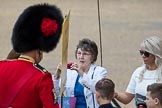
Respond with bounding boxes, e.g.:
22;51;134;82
139;50;150;57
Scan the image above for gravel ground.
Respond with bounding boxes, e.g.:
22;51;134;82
1;0;162;107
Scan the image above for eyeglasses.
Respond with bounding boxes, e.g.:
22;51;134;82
77;51;91;56
139;50;150;57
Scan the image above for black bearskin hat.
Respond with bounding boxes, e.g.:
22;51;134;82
12;3;63;53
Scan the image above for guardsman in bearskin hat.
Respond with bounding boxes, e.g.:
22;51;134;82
0;3;63;108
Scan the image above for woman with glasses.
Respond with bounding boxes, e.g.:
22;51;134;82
54;38;108;108
115;36;162;108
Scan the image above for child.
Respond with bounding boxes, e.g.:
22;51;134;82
95;78;116;108
145;83;162;108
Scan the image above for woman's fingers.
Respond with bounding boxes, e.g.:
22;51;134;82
57;63;62;70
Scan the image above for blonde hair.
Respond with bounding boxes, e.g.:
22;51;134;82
139;36;162;82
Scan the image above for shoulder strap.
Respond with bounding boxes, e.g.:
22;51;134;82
91;66;97;79
91;66;97;108
1;65;37;108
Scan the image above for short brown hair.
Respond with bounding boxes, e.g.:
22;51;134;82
95;78;115;100
147;83;162;105
75;38;98;63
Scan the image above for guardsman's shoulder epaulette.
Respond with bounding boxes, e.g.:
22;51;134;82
34;63;47;73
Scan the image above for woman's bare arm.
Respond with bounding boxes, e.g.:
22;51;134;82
115;92;134;104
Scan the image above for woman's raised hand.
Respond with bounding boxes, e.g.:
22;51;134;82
54;63;62;80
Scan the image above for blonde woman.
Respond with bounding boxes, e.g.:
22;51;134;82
115;36;162;108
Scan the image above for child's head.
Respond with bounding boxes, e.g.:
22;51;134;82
95;78;115;102
145;83;162;108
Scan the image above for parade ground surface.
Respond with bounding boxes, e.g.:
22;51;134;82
1;0;162;107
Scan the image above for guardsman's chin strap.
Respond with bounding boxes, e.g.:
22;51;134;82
18;55;35;63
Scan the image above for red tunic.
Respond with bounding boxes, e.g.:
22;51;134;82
0;57;59;108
